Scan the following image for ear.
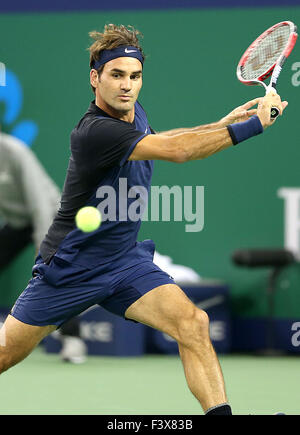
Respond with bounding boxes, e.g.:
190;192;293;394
90;69;99;88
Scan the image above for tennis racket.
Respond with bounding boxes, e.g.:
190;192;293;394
237;21;298;119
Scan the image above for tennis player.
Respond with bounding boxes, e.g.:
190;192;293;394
0;24;286;415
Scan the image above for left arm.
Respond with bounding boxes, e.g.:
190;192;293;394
157;122;220;136
157;98;261;136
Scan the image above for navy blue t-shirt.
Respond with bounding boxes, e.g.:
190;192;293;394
40;100;154;267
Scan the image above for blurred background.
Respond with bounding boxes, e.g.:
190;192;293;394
0;0;300;415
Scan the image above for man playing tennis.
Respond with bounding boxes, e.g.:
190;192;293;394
0;24;286;415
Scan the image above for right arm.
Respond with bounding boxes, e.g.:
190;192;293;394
129;127;233;163
129;93;286;163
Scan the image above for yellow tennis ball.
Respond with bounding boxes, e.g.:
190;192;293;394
75;206;102;232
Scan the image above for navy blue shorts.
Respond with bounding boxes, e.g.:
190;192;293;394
11;240;175;327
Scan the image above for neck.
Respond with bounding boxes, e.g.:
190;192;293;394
95;96;135;123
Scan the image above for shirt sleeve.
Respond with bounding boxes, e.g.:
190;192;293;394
72;118;146;172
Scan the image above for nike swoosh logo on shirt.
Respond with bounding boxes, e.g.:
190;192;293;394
125;48;137;53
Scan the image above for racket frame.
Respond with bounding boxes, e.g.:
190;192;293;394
237;21;297;90
236;21;298;117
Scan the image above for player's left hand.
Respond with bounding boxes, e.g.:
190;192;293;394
219;98;262;127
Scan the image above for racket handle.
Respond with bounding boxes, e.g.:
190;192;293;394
266;86;280;120
271;107;280;119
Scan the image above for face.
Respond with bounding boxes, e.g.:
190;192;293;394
90;57;143;119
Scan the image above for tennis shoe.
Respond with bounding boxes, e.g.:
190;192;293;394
60;336;87;364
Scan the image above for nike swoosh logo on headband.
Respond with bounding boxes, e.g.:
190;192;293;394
125;48;137;53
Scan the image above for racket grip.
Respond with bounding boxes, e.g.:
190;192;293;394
266;86;280;119
271;106;280;119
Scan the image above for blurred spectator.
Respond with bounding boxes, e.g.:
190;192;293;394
0;130;86;363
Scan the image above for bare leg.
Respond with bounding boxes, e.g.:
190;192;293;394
125;284;228;412
0;314;56;373
178;333;227;410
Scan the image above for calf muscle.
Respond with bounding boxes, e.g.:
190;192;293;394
125;284;228;411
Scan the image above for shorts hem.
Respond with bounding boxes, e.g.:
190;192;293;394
106;278;176;321
10;310;58;328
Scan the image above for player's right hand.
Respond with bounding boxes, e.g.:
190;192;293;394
257;91;288;128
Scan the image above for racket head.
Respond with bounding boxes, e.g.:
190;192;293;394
237;21;298;87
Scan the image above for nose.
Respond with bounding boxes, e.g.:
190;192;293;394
120;77;132;92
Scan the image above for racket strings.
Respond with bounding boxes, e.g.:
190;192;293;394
241;25;291;80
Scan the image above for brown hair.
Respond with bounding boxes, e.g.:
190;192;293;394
87;24;145;94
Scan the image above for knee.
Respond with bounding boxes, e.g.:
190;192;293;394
176;308;210;348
